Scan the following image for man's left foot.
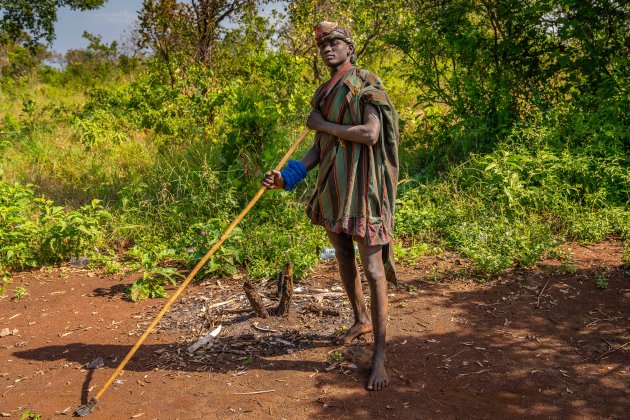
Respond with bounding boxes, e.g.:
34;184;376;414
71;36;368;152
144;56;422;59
366;358;389;391
333;321;372;345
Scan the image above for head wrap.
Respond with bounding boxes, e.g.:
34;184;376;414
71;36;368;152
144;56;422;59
313;21;357;64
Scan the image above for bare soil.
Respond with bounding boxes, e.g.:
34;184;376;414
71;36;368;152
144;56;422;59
1;241;628;419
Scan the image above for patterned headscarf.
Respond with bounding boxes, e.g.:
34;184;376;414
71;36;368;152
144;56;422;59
313;21;356;64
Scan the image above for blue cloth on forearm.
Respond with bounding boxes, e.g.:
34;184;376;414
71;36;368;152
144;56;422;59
281;160;307;191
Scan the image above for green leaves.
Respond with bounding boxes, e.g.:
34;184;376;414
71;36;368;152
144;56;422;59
0;182;111;271
387;0;629;147
2;0;627;294
39;199;111;259
184;220;244;279
126;247;184;301
0;0;107;46
240;195;325;281
395;102;629;276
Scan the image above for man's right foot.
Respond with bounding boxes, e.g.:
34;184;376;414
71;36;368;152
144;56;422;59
366;356;389;391
333;322;372;345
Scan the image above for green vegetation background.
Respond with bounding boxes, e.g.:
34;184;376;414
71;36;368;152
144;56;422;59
1;0;628;300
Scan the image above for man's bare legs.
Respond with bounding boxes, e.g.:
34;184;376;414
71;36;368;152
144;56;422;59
327;231;372;344
356;240;389;390
327;230;389;390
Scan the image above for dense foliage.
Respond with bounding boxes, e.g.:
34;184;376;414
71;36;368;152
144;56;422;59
0;0;628;298
0;0;107;46
0;181;111;272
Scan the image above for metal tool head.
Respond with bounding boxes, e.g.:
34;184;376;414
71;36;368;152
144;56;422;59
74;397;98;417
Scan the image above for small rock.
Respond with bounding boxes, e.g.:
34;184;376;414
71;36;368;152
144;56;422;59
0;328;18;338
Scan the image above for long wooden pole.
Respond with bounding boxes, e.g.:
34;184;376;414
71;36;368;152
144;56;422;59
84;128;311;412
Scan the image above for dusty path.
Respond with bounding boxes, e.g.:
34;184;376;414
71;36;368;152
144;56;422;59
1;242;628;419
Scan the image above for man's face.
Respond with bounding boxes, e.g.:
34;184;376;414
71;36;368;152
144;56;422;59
318;38;353;67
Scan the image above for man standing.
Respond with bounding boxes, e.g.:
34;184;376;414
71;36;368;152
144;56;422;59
262;21;399;391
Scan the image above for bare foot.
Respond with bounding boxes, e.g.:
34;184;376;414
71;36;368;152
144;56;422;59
366;358;389;391
333;322;372;345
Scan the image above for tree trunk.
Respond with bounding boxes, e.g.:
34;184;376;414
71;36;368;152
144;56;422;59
274;263;293;316
243;280;268;318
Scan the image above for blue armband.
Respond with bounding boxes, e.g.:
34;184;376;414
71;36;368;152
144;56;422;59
280;160;307;191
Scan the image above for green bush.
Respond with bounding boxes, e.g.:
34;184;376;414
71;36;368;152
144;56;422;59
240;195;327;281
1;6;627;296
126;247;183;301
181;220;244;279
395;103;628;275
0;181;111;271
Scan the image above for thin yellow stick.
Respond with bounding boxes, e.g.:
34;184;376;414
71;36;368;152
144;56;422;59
92;128;311;404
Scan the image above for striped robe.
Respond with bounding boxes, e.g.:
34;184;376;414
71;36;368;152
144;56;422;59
306;67;400;284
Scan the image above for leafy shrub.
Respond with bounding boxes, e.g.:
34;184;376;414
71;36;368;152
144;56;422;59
0;181;111;271
393;241;436;266
240;195;326;281
182;220;244;279
126;247;183;301
219;83;287;193
447;215;554;274
71;108;132;147
39;199;112;261
395;103;628;275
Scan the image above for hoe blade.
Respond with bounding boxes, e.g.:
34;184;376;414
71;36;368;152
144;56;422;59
74;397;97;417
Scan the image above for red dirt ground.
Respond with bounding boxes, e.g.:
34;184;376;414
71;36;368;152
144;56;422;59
1;241;628;419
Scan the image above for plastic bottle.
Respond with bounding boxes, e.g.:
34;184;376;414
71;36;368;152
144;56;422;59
319;245;359;260
319;246;336;260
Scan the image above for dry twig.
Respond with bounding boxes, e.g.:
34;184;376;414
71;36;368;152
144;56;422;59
594;342;630;361
233;389;275;395
536;280;550;308
426;392;444;407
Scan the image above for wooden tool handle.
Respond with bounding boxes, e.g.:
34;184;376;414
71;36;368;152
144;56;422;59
93;128;312;403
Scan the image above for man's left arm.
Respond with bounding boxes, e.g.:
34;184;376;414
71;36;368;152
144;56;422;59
306;103;381;146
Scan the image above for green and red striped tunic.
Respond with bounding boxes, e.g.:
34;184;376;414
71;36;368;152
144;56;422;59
306;67;400;282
